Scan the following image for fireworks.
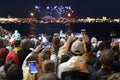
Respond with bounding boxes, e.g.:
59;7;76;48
35;5;73;18
35;6;41;12
34;0;73;18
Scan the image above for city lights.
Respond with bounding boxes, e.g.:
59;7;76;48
0;17;120;24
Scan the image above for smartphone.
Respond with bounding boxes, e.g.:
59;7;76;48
38;34;42;40
76;33;83;38
38;36;42;40
29;61;38;74
42;37;47;43
81;29;86;35
60;33;66;37
1;36;5;40
42;43;50;48
116;38;120;43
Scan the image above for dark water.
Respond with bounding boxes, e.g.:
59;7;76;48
0;23;120;40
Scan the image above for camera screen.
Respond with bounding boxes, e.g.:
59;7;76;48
60;33;66;37
42;37;47;43
29;61;38;74
42;43;50;48
116;38;120;43
76;33;83;38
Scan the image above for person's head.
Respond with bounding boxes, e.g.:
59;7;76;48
38;73;60;80
53;33;60;38
100;49;114;67
40;48;51;60
71;40;86;56
46;35;53;43
61;54;71;63
27;53;43;68
14;40;21;47
4;60;15;74
43;60;55;73
20;38;31;50
6;64;23;80
29;40;35;48
52;37;60;47
98;40;110;51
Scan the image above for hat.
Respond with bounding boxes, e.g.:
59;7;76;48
54;33;59;36
71;40;85;55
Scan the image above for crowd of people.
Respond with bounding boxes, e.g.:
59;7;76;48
0;26;120;80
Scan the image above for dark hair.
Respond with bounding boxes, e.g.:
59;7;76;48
26;54;39;66
30;40;35;48
100;49;114;66
46;35;53;42
98;40;110;50
14;40;21;47
61;54;70;63
41;49;51;60
44;60;55;73
4;60;15;73
52;37;60;47
20;39;31;50
6;64;23;80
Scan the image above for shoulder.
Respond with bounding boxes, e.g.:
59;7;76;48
58;62;68;69
7;50;16;56
89;69;103;80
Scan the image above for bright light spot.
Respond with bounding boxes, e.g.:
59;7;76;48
35;6;38;9
67;13;71;17
47;6;50;9
30;12;34;17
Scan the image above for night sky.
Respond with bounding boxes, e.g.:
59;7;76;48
0;0;120;18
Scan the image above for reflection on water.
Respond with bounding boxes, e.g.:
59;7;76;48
0;23;120;40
